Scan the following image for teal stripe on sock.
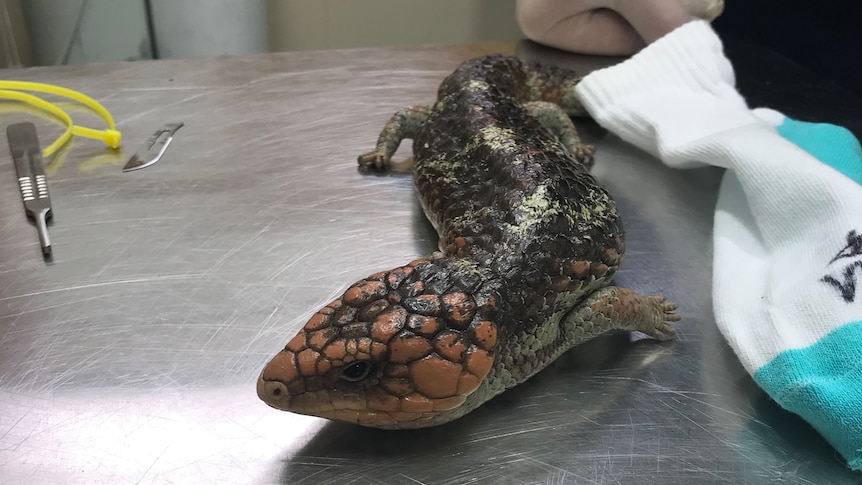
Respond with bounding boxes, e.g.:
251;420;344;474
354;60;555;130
754;321;862;471
777;118;862;185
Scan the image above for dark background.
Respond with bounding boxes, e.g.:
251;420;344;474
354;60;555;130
712;1;861;136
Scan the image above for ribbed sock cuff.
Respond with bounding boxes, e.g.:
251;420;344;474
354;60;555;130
753;321;862;471
575;20;758;166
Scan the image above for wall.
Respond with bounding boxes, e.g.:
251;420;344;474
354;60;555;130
0;0;32;67
148;0;268;59
20;0;151;65
266;0;522;51
9;0;524;66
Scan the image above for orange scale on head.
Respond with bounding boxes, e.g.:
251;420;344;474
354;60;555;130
358;299;390;321
456;372;481;395
468;320;498;351
306;327;336;351
406;314;442;338
370;307;407;343
356;337;374;354
346;339;358;356
409;354;462;399
403;281;425;297
386;266;414;289
405;293;440;314
322;299;342;314
318;307;335;316
408;257;429;267
296;348;321;376
305;313;330;331
388;332;433;364
261;350;299;384
344;280;388;307
442;291;476;328
465;347;494;378
322;340;347;361
367;270;389;280
433;331;469;362
284;333;306;353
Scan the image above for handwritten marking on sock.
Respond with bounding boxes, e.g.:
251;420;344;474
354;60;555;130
822;230;862;303
822;261;862;303
829;230;862;264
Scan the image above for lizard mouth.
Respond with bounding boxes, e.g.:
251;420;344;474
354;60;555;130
298;408;432;429
256;372;464;429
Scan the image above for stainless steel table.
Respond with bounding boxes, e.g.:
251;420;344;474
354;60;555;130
0;41;856;484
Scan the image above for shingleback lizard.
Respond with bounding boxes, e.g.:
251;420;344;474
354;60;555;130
257;54;679;429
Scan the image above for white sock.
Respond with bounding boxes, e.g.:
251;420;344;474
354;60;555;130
575;20;862;471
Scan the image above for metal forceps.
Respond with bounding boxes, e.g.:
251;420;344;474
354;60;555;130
7;122;53;258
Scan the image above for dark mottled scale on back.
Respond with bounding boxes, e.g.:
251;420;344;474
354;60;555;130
405;55;625;382
416;59;621;283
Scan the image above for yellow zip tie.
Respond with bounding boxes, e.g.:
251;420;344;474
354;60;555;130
0;89;74;156
0;80;121;157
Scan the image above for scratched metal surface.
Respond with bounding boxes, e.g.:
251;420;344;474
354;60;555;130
0;41;857;484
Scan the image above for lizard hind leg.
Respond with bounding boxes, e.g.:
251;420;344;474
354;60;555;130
562;285;680;347
358;105;431;171
524;100;595;168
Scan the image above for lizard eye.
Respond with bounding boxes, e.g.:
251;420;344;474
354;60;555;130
339;361;374;382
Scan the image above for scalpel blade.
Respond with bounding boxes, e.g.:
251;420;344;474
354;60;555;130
123;122;184;172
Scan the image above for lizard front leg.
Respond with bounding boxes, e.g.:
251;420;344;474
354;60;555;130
358;105;430;171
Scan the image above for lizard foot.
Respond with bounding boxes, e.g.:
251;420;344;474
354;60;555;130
572;143;595;170
357;150;391;172
638;295;680;340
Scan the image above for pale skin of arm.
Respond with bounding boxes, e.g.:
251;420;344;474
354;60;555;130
516;0;722;55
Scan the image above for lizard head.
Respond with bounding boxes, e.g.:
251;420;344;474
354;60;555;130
257;257;499;429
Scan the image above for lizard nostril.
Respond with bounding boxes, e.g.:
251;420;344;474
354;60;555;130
266;381;287;399
259;380;289;402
